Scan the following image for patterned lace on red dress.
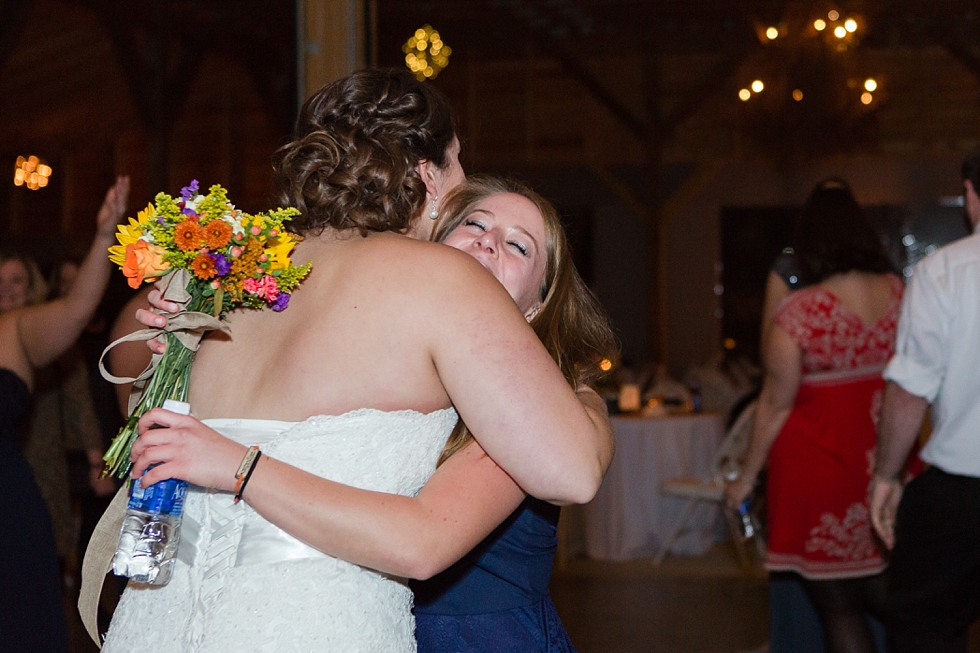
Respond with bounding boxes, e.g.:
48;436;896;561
775;275;903;380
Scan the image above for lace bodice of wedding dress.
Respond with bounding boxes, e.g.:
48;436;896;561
102;407;457;653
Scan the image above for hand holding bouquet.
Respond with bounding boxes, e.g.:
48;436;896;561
100;180;311;478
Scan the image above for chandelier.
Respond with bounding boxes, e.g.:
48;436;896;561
736;8;882;154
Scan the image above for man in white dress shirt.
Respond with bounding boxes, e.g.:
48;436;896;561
871;149;980;653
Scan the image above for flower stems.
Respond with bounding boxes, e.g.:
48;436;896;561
102;295;207;479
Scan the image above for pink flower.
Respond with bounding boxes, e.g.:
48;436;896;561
243;275;280;301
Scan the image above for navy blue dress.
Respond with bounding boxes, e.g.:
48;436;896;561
0;368;69;652
412;497;577;652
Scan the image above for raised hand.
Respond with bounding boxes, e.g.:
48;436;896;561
96;176;131;236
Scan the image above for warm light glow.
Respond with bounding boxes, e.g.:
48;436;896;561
861;92;873;104
738;88;751;101
402;25;450;81
793;89;804;101
766;27;779;40
844;18;857;32
723;338;736;350
599;359;613;372
828;10;840;21
834;25;847;38
814;19;826;31
751;80;764;93
13;154;51;190
864;78;877;92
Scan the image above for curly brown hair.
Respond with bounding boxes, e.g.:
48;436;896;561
431;176;618;465
274;68;457;236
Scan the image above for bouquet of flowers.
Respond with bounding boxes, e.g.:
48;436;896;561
101;180;311;478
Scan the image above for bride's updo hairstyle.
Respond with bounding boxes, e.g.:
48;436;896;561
274;68;457;236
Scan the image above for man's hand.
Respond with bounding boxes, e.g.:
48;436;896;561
870;474;903;550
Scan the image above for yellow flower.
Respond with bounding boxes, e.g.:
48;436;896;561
110;222;144;266
136;203;156;224
265;233;297;271
108;203;156;266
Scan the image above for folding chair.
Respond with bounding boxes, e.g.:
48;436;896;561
653;400;760;567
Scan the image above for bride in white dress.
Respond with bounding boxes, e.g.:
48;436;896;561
101;70;612;652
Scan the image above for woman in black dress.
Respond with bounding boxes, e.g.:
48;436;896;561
0;177;128;652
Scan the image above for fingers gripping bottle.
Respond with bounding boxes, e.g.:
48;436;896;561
112;399;190;585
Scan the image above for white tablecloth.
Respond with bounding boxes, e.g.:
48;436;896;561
583;412;725;561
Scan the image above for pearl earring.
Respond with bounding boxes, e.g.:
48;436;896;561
429;195;439;220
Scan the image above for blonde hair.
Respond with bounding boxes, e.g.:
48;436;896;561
0;251;49;307
431;175;617;465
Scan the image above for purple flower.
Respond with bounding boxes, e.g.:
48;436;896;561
209;253;231;276
180;179;200;201
181;207;198;217
157;217;165;224
271;292;290;312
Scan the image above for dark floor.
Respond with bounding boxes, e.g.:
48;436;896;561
66;543;768;653
551;544;769;653
64;542;980;653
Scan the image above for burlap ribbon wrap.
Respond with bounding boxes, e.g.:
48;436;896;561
80;269;230;647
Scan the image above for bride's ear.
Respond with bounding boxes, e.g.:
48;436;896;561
417;159;438;199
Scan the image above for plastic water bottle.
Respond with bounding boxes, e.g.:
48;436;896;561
737;498;758;540
112;399;190;585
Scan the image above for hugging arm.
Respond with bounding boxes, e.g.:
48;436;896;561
426;261;613;504
135;255;614;504
133;409;519;579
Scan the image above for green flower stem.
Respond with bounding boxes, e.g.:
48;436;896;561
102;294;209;479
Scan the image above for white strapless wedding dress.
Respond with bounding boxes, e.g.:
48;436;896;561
102;408;457;653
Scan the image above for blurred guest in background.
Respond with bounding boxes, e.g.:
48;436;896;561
22;259;118;584
871;149;980;653
0;177;128;653
0;251;48;312
727;179;900;653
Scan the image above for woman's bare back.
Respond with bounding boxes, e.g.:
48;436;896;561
818;271;899;328
189;231;466;421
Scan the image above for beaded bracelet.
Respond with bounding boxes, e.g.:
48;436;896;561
233;446;262;504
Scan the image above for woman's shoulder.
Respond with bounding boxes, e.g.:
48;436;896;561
349;233;506;297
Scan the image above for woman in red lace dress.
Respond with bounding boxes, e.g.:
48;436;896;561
727;179;900;653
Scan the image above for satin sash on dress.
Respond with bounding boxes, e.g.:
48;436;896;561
175;419;328;569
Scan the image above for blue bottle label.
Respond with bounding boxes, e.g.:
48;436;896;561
128;467;187;515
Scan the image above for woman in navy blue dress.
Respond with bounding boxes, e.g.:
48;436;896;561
406;177;614;652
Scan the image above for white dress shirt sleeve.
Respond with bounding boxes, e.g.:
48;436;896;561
883;258;950;402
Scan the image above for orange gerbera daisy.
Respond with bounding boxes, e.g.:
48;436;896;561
174;218;204;251
203;219;233;249
190;252;217;280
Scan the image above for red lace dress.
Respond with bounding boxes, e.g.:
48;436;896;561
765;275;903;579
